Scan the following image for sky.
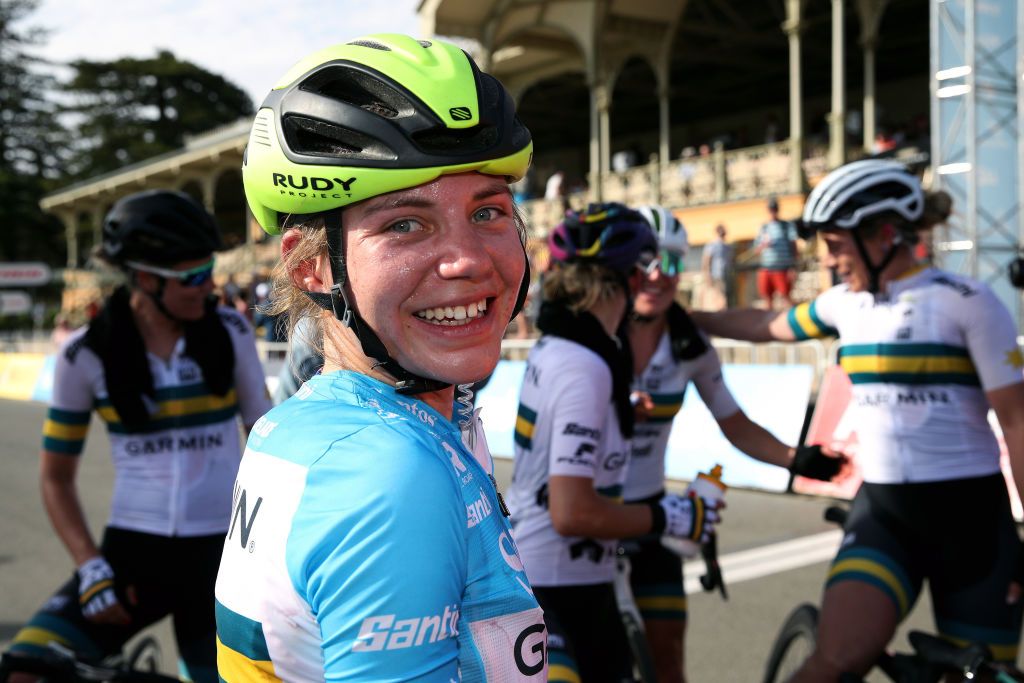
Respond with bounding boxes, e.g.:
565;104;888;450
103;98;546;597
24;0;422;106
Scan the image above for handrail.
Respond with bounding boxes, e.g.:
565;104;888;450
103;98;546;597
520;139;799;236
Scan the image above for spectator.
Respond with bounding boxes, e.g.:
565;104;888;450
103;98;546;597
764;114;780;144
232;287;252;321
252;282;283;342
754;196;799;309
702;223;734;310
544;170;564;201
612;143;641;173
221;274;240;304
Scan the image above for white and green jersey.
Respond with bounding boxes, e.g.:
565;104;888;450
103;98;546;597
506;336;630;587
787;266;1023;484
624;330;740;500
41;309;271;536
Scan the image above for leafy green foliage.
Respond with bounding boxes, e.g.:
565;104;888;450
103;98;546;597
0;0;66;263
0;0;254;272
63;50;254;177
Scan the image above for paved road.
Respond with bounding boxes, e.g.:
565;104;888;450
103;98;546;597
0;398;976;680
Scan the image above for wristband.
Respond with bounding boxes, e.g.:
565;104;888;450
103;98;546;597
647;500;666;534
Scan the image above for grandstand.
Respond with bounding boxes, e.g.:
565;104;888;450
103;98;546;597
38;0;942;314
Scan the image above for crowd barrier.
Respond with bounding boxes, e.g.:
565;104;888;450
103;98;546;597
10;336;1019;510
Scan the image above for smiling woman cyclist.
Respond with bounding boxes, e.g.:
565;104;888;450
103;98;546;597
626;205;844;683
506;203;721;683
213;34;547;682
691;159;1024;680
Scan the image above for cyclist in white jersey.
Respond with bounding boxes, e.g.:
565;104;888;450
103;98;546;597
692;160;1024;680
6;190;271;683
507;203;721;683
214;35;547;682
627;205;845;683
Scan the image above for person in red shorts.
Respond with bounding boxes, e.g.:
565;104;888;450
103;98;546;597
754;196;799;308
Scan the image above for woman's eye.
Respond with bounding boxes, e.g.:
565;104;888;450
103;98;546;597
388;219;422;234
472;207;500;222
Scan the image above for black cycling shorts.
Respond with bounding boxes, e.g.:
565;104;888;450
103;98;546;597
533;583;633;683
7;527;222;682
828;473;1022;662
625;492;687;623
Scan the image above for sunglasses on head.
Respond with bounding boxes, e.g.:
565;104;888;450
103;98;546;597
126;258;216;287
638;249;684;277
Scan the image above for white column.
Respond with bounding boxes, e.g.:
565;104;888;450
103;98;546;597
598;83;611;176
91;206;105;251
857;0;888;154
659;85;670;171
589;86;602;201
59;211;78;269
828;0;847;169
201;174;217;214
784;0;805;192
863;37;877;152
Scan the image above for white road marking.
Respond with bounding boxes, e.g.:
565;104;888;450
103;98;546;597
683;530;842;595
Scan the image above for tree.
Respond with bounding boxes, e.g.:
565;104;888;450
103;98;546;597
63;50;254;177
0;0;67;263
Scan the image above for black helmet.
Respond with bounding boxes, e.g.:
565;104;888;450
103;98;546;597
100;190;225;266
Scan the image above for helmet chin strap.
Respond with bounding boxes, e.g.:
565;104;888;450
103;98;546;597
305;211;531;396
849;229;900;296
137;274;191;326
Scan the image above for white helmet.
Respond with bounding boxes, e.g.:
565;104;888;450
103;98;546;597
802;159;924;231
638;205;688;256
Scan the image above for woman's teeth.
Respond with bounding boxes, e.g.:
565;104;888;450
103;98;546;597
415;298;488;326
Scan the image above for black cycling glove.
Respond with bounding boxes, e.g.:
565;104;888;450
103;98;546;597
790;445;842;481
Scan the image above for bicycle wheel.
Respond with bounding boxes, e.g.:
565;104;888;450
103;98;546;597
124;637;161;673
762;604;819;683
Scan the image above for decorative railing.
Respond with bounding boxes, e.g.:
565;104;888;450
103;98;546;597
520;140;800;235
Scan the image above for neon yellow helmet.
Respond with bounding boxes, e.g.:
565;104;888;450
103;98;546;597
243;33;533;233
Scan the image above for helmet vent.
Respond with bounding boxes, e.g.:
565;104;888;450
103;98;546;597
347;39;392;51
302;66;414;119
413;125;499;155
250;111;272;148
282;115;397;161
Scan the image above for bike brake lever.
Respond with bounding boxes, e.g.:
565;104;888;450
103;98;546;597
700;533;728;601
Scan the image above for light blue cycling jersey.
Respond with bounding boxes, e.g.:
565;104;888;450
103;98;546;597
215;371;547;682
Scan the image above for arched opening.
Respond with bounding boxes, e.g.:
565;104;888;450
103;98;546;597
213;170;246;249
610;56;659;169
517;71;591;201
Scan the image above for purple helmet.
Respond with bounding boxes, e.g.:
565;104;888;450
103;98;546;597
548;203;657;274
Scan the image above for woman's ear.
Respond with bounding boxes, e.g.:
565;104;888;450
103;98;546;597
879;222;900;247
133;270;158;294
281;228;331;293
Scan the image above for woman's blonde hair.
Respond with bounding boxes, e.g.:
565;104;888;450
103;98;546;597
263;213;329;358
542;261;626;313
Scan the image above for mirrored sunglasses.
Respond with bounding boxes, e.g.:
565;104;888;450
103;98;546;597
126;258;216;287
639;249;683;277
